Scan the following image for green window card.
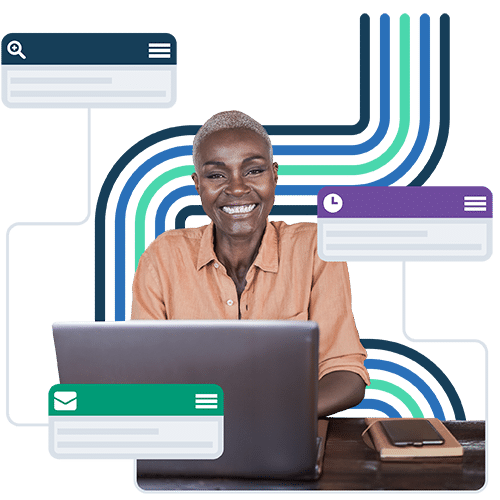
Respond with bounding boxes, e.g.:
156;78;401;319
48;384;224;459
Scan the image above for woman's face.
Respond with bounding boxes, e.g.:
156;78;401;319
192;128;278;240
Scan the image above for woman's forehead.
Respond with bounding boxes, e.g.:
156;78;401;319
197;128;271;165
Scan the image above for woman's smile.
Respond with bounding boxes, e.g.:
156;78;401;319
221;203;257;215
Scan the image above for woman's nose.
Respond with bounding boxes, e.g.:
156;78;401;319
224;175;251;197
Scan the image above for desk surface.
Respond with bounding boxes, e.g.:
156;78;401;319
137;418;485;491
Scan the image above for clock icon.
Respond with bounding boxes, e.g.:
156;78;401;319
323;193;343;213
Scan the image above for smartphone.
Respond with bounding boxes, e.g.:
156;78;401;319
380;419;445;447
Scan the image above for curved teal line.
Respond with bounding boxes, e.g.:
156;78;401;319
134;14;410;269
353;399;401;418
365;358;445;419
277;14;410;175
368;379;424;418
134;165;194;272
364;14;430;185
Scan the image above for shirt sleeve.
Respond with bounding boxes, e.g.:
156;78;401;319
309;256;370;385
131;251;167;320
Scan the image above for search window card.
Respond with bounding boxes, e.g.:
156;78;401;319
2;34;177;108
317;187;492;261
48;384;224;459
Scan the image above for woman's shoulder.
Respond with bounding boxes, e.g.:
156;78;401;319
271;220;317;239
270;221;318;256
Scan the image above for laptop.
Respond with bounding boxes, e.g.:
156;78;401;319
52;320;327;482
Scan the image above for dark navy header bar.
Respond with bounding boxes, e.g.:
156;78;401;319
2;34;177;65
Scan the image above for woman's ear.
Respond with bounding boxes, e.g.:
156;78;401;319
272;162;279;185
191;172;200;194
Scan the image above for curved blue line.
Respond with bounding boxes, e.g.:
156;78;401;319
96;126;199;321
272;14;390;156
409;14;450;186
365;358;445;419
155;186;327;237
351;399;402;418
114;145;192;320
363;14;430;186
174;205;316;229
362;339;465;420
155;184;323;237
155;186;198;237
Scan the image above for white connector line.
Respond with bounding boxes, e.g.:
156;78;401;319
401;262;490;494
5;109;92;427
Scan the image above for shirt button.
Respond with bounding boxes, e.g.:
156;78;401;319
226;299;234;306
214;263;219;269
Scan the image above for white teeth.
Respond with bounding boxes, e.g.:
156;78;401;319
222;204;256;214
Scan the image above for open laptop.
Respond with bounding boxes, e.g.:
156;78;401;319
52;320;327;482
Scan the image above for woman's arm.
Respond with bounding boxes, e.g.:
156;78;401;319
318;371;366;417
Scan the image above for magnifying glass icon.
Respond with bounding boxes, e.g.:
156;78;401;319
7;40;26;60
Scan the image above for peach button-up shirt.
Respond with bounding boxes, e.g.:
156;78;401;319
131;220;369;384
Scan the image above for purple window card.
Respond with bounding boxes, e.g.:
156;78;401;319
317;187;492;262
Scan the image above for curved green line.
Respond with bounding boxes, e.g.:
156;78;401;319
135;165;195;268
368;379;424;418
133;15;411;263
279;14;410;176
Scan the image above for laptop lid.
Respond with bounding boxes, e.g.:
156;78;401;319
52;320;319;479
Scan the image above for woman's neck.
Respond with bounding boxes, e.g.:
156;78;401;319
214;224;266;295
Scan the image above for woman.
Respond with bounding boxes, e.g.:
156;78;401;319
132;110;370;416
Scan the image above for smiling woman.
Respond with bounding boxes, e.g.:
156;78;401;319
191;126;278;297
131;110;370;416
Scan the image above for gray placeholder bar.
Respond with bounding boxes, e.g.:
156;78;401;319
326;230;428;238
57;428;159;435
58;441;213;448
11;90;166;98
326;243;482;251
10;77;113;84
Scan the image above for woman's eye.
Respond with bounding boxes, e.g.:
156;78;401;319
247;168;264;175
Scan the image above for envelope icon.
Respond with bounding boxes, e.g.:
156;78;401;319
54;391;77;411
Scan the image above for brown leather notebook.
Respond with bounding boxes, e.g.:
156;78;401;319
362;418;463;461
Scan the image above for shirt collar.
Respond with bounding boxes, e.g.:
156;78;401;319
196;220;279;273
197;222;217;271
253;220;279;273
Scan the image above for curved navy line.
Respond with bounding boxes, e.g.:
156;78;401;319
265;13;371;136
95;126;198;321
361;339;465;420
272;14;389;155
156;186;326;236
174;205;318;229
409;14;450;186
365;358;445;419
95;15;371;321
363;14;430;186
158;185;318;238
175;205;204;229
351;399;402;418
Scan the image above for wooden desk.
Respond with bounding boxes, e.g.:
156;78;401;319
137;418;485;491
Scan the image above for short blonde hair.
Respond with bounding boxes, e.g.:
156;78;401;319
193;110;272;168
